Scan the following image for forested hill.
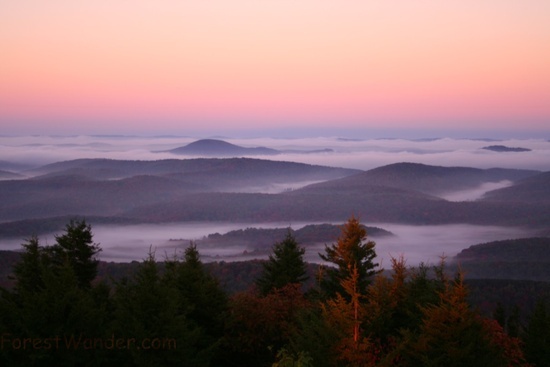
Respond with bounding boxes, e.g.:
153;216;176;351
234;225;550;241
480;171;550;203
164;139;279;156
162;139;334;156
25;157;358;182
182;223;394;259
0;160;549;229
294;162;538;196
0;169;23;180
453;237;550;281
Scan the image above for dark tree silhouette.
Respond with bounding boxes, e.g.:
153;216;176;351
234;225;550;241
49;219;101;289
256;230;308;296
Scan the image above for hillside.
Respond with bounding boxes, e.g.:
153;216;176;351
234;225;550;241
163;139;334;156
480;171;550;203
0;158;359;222
453;237;550;281
0;160;549;230
25;157;357;186
177;223;394;260
0;169;24;180
299;162;538;196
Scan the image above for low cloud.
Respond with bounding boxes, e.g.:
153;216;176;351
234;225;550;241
1;135;549;172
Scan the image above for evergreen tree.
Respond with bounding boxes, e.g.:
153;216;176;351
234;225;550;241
322;264;378;366
523;299;550;367
319;216;379;299
223;284;308;367
256;230;308;296
506;305;521;338
163;243;229;365
1;242;109;366
492;302;506;330
112;251;205;367
395;273;527;367
11;235;46;293
49;219;101;289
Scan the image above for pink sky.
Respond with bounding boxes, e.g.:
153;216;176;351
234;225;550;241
1;1;549;136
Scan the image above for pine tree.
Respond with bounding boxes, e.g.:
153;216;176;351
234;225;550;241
2;243;108;366
319;216;379;299
322;264;378;366
112;250;205;367
256;229;308;296
163;242;228;365
49;219;101;289
397;273;527;367
523;299;550;367
11;235;46;293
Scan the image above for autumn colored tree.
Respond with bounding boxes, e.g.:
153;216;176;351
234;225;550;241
393;273;529;367
319;216;379;299
322;264;378;366
256;230;308;296
222;284;309;367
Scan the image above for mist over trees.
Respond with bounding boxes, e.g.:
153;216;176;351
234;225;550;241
0;218;548;366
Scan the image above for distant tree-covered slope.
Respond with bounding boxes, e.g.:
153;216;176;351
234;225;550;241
453;237;550;281
1;160;548;228
456;237;550;262
296;162;538;196
0;169;24;180
185;223;393;259
26;157;358;182
480;171;550;203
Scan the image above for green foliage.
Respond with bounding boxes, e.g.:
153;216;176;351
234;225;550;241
256;230;309;296
0;218;543;366
111;251;206;366
1;236;110;366
163;243;229;365
49;219;101;289
272;348;313;367
284;306;338;367
522;299;550;367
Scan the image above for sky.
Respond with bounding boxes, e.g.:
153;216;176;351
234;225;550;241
1;1;549;138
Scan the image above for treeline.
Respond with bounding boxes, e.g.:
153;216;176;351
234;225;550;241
1;218;549;366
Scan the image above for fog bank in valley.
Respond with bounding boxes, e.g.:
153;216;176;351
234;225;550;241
1;135;549;172
0;222;533;265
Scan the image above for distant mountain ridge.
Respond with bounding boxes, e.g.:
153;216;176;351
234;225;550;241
1;160;549;231
162;139;334;156
0;170;24;180
292;162;538;196
454;237;550;281
166;139;279;156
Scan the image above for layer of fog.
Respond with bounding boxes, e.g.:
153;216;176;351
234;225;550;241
0;222;533;265
1;135;549;173
438;180;514;202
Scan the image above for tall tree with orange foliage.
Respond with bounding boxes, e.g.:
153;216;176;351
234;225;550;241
319;216;379;299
